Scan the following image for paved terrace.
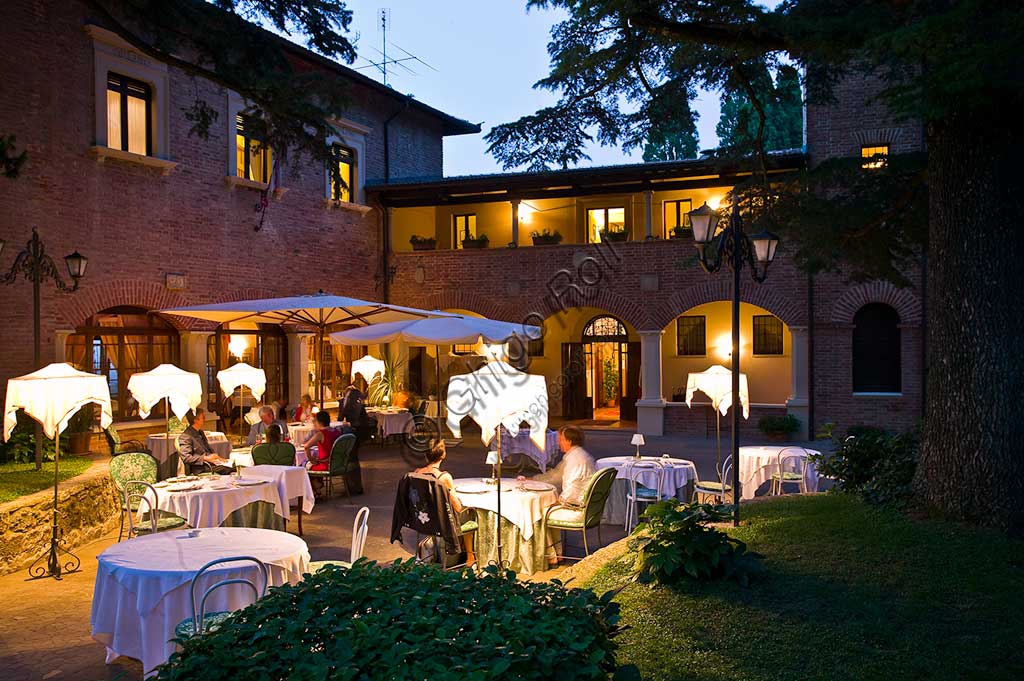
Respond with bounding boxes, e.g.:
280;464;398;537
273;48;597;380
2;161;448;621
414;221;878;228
0;430;825;681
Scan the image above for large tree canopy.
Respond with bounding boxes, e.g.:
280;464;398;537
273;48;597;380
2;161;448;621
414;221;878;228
716;63;801;153
488;0;1024;532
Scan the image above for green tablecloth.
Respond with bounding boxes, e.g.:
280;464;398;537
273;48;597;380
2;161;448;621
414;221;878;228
219;500;285;531
472;509;549;575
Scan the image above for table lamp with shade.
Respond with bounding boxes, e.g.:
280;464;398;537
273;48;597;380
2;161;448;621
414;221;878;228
631;433;645;459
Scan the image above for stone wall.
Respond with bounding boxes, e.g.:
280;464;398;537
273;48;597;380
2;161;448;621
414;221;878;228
0;456;120;575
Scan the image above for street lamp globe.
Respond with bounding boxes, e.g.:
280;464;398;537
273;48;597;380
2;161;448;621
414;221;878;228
64;251;88;280
749;231;780;264
687;202;721;244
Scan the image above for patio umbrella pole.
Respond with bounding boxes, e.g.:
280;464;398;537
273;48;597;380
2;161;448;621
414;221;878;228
496;426;504;568
435;345;444;440
27;429;81;580
317;327;325;411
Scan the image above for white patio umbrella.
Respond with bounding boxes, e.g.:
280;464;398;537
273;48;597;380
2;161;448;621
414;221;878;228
216;363;266;441
161;292;457;407
331;315;541;438
126;364;202;439
350;354;386;383
3;363;113;579
685;365;750;472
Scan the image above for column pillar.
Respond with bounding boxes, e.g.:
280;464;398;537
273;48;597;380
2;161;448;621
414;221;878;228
286;332;315;410
510;198;520;248
180;331;213;398
54;330;74;363
643;189;654;239
785;326;810;439
636;329;666;436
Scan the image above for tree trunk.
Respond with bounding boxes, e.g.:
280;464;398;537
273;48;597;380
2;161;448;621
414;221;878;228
916;107;1024;534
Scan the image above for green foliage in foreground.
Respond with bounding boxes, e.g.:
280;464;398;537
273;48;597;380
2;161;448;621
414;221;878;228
0;457;92;504
810;426;919;507
0;411;67;464
629;502;764;586
587;494;1024;681
158;559;629;681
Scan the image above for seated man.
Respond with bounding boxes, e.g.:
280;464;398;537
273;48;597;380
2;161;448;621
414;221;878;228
177;409;233;475
522;425;596;507
245;405;290;446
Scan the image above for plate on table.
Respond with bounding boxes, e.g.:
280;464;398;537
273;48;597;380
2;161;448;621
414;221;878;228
519;481;554;493
208;483;232;491
167;482;201;493
153;481;169;488
234;478;267;486
454;481;492;494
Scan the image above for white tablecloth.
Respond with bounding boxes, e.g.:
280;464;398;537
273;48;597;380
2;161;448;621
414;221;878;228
501;428;560;472
142;475;285;529
147;432;232;474
596;456;697;497
451;478;557;540
738;446;821;500
287;421;343;448
91;527;308;674
367;408;413;437
242;464;315;517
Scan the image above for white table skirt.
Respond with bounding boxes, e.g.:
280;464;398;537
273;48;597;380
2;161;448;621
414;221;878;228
91;527;308;674
142;475;285;528
738;446;821;500
596;456;697;498
501;428;560;472
242;464;315;517
367;409;413;437
147;432;231;470
451;477;557;540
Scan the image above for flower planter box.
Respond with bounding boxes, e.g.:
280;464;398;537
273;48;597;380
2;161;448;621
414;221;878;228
531;236;562;246
762;431;790;443
462;240;489;249
411;241;436;251
600;230;629;242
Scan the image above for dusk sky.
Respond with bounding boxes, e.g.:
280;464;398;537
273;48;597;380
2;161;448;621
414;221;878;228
342;1;724;177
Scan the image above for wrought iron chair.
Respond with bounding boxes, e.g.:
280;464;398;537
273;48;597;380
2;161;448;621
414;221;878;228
307;506;371;574
307;433;358;499
771;447;810;495
109;452;160;541
251;442;297;466
623;459;666;533
175;556;268;638
692;455;735;504
121;480;188;539
103;425;150;457
394;473;476;570
542;467;618;561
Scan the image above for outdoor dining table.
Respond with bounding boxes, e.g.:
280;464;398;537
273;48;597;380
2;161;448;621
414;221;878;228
287;421;343;449
595;456;697;526
91;527;309;675
738;446;821;500
145;431;232;480
451;477;558;575
500;427;560;472
366;407;413;439
141;473;287;530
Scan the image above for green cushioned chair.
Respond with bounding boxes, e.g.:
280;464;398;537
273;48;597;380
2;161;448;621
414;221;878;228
122;480;189;539
251;442;297;467
460;519;479;533
307;433;357;499
175;556;268;639
104;425;150;457
109;452;159;541
306;506;370;574
542;467;618;561
693;454;734;504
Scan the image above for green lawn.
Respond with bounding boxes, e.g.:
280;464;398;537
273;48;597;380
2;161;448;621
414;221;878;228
0;457;93;504
585;494;1024;681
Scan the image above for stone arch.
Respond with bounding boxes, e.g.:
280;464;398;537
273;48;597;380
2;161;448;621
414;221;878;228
539;286;653;331
415;291;518;323
57;279;195;331
651;280;805;331
830;281;922;325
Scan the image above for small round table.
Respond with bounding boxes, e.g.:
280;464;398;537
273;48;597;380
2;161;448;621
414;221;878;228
596;456;697;526
143;474;286;530
738;446;821;499
91;527;309;674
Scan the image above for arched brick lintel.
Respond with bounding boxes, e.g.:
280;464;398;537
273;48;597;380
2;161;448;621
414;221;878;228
651;281;806;330
830;281;922;325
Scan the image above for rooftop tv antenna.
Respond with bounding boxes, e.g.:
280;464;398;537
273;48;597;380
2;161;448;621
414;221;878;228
356;8;437;87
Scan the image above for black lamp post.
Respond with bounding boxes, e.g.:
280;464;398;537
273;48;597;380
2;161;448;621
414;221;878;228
0;229;88;470
687;202;779;526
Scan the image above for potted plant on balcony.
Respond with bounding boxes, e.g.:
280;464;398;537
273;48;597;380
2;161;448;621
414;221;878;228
462;233;489;249
409;235;437;251
599;228;629;242
671;387;687;402
530;229;563;246
758;414;802;442
66;405;95;455
669;225;691;240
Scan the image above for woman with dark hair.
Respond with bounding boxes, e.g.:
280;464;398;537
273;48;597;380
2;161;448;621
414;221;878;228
414;441;474;565
303;411;339;472
266;423;282;444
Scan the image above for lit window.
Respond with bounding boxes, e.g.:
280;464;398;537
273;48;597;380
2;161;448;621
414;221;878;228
586;207;625;243
861;144;889;169
236;114;273;183
752;315;784;355
676;316;706;356
664;199;693;238
452;343;475;355
453;214;477;248
853;303;901;392
107;73;151;155
331;144;355;202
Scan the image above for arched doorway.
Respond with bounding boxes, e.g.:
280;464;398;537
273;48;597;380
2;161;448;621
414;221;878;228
562;315;640;423
65;306;181;421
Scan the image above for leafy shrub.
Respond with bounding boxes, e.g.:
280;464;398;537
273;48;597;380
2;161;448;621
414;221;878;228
809;426;918;507
0;411;64;463
628;502;764;587
758;413;801;436
157;559;627;680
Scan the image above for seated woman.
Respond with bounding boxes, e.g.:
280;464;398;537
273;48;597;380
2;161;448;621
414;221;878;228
414;441;475;565
303;411;340;494
294;393;315;424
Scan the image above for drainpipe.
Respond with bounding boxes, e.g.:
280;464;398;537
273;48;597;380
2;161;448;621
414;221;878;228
807;272;815;439
380;96;411;303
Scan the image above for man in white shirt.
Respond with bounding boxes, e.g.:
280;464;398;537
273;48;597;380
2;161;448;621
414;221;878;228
245;405;290;446
524;425;596;507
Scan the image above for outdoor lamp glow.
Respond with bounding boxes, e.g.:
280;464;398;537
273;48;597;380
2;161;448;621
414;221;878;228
0;238;5;258
64;250;88;280
687;202;721;244
750;231;780;264
631;432;645;459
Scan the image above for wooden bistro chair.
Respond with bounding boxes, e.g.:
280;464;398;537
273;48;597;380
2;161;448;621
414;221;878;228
771;447;810;496
121;480;188;539
175;557;268;639
542;467;618;561
307;506;371;574
307;433;358;499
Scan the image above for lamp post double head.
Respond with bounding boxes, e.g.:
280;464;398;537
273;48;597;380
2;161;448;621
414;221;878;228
686;202;779;526
1;228;88;470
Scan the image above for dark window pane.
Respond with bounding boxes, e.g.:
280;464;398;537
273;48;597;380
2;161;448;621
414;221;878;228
752;315;784;355
676;316;706;356
853;303;901;392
